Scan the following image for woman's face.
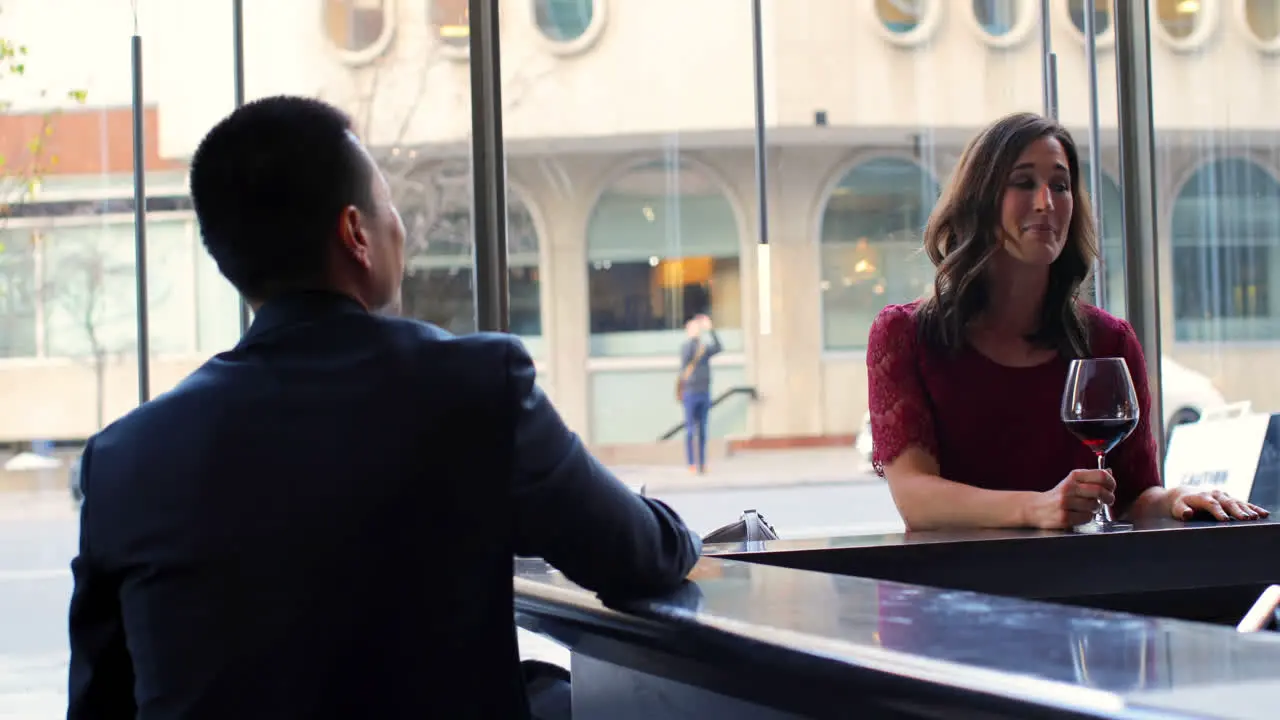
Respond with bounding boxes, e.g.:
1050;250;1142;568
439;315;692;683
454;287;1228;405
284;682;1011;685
998;136;1074;267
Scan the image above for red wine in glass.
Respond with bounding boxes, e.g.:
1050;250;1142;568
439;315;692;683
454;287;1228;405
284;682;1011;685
1063;418;1139;455
1061;358;1140;534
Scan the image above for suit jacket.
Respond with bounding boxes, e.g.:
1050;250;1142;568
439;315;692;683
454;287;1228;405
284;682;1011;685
67;290;702;719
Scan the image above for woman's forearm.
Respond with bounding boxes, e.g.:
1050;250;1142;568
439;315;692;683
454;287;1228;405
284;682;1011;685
1124;486;1173;521
887;472;1035;530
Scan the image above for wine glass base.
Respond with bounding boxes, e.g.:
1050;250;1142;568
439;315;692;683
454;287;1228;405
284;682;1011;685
1072;520;1135;534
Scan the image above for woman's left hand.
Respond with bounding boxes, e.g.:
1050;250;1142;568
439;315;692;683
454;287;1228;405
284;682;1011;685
1170;487;1270;522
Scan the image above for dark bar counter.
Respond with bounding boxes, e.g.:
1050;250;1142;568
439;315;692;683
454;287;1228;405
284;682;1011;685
515;548;1280;719
705;519;1280;624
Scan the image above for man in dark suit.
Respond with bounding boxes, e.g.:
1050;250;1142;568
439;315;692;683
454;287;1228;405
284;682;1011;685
67;96;702;720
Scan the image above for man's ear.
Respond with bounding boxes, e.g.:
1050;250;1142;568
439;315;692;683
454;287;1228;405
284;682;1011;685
337;205;372;269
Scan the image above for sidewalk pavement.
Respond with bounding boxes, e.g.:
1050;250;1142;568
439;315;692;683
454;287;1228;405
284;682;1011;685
610;447;878;494
0;447;879;501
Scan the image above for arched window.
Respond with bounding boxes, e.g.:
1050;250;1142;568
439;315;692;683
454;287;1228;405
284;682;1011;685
1082;165;1127;319
819;157;938;350
534;0;595;43
586;159;742;357
399;187;543;343
1171;158;1280;341
324;0;390;55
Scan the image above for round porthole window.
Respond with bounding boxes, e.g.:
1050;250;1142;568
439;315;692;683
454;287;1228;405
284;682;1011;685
869;0;945;47
1153;0;1218;52
1062;0;1116;48
968;0;1038;47
532;0;608;55
1236;0;1280;53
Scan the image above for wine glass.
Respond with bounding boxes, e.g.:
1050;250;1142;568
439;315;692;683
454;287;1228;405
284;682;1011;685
1061;358;1139;534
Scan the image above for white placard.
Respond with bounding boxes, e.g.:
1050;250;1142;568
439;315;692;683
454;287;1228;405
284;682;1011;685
1163;413;1271;503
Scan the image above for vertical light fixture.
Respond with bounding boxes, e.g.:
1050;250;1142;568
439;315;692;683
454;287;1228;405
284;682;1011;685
1041;0;1059;119
1084;0;1107;308
751;0;771;336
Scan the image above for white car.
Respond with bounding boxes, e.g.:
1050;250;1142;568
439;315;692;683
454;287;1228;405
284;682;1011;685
855;355;1227;462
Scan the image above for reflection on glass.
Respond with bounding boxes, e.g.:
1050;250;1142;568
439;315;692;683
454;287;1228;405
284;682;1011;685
1244;0;1280;43
1170;159;1280;342
324;0;388;53
1069;620;1154;692
876;0;928;34
401;198;542;337
1068;0;1113;35
820;158;938;350
1155;0;1202;39
586;160;742;358
1082;164;1126;318
972;0;1021;36
534;0;594;43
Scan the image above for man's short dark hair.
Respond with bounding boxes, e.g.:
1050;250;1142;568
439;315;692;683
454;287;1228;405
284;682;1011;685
189;95;376;300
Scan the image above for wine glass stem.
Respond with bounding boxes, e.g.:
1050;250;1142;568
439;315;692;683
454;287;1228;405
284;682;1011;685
1095;452;1111;524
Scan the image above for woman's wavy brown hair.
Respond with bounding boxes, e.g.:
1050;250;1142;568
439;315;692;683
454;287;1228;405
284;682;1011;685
914;112;1099;358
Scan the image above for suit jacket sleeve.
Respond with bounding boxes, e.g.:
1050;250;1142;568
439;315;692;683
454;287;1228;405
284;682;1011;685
506;340;702;598
67;438;138;719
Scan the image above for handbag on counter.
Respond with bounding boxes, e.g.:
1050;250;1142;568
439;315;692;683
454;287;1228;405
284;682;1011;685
701;509;779;544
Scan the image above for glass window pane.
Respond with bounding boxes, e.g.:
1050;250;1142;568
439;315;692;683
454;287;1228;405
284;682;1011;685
500;2;755;448
1153;4;1280;441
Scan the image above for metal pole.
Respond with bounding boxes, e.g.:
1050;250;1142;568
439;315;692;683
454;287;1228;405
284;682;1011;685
1114;0;1166;458
468;0;509;332
131;33;151;403
751;0;771;336
1040;0;1059;119
232;0;252;334
1083;0;1106;308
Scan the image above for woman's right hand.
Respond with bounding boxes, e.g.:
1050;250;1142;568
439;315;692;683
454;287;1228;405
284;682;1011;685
1023;469;1117;529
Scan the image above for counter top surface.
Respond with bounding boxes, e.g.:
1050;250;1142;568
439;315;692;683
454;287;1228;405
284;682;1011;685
702;517;1277;556
516;527;1280;718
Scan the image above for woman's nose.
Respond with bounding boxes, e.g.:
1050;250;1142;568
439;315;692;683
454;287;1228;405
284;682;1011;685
1034;183;1054;211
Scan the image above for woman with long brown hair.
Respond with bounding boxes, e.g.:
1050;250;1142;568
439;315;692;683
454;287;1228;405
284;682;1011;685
867;112;1267;530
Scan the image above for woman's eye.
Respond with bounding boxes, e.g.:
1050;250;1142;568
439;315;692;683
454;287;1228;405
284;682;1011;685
1010;178;1036;189
1053;182;1070;193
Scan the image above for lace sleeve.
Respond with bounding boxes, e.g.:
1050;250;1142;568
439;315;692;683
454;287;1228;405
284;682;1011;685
867;305;938;477
1107;319;1161;515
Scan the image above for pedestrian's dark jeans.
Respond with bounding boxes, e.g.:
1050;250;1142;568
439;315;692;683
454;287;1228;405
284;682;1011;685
682;391;711;470
524;659;572;720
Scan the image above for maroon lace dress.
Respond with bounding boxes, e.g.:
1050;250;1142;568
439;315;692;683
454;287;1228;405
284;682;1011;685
866;301;1160;520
